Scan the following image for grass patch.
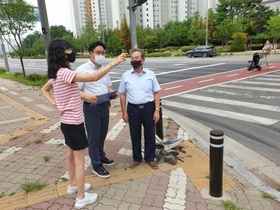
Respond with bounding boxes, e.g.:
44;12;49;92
34;139;42;144
43;155;51;162
9;192;16;196
262;192;274;199
0;192;4;198
222;200;240;210
21;182;48;193
0;69;47;87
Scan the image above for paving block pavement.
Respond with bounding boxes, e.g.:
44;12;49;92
0;78;280;210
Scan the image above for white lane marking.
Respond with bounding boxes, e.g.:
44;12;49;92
198;78;214;83
0;117;30;125
36;104;55;112
226;73;239;77
163;168;187;210
0;105;13;110
253;77;280;81
106;119;126;141
162;100;278;126
45;138;65;145
203;89;280;99
0;147;22;161
9;91;18;95
235;81;280;86
20;96;34;102
219;84;280;93
181;94;280;112
112;63;225;83
41;122;60;133
164;85;183;91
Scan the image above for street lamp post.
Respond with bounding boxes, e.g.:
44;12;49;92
206;0;208;46
37;0;51;64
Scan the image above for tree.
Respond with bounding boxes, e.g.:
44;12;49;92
229;32;247;52
50;25;73;40
116;15;131;52
0;0;36;76
266;16;280;52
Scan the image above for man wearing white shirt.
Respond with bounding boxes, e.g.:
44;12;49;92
76;41;117;178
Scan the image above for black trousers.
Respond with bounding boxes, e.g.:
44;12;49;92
127;102;155;162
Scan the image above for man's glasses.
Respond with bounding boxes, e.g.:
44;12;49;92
93;51;105;55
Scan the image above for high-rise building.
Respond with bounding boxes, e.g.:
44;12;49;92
70;0;212;37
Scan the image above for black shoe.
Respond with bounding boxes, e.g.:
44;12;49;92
92;165;110;178
101;157;115;166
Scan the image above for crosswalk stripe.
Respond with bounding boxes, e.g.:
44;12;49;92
218;84;280;92
253;78;280;81
162;100;278;126
181;94;280;112
234;81;280;86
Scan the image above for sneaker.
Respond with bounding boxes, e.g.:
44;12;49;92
101;157;115;166
92;165;110;178
74;192;97;209
67;183;91;195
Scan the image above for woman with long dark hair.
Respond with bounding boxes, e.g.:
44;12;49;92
41;40;126;209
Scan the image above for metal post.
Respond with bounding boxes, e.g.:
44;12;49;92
0;35;10;73
209;129;224;197
128;0;138;49
156;98;163;140
37;0;51;64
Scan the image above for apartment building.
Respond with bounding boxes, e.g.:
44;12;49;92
70;0;210;37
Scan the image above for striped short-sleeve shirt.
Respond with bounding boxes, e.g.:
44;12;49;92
50;68;83;125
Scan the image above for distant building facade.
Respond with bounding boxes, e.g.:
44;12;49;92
70;0;211;37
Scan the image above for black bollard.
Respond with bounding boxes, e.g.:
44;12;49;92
209;129;224;197
155;99;164;140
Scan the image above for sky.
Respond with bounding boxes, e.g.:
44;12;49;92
28;0;73;33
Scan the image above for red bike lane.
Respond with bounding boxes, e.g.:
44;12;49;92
160;62;280;98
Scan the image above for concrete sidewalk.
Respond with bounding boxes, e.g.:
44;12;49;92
0;78;280;210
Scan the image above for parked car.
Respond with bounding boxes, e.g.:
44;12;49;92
186;46;217;58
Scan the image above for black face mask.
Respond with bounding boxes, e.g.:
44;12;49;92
131;60;142;69
66;52;76;63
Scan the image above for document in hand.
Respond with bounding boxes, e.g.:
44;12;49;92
95;91;118;105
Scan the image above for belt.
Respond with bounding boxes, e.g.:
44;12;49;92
128;101;154;109
84;101;110;106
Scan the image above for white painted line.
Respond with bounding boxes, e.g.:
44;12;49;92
181;94;280;112
253;77;280;81
163;168;187;209
106;119;126;141
112;63;225;83
198;79;214;83
9;91;18;95
0;117;30;125
41;122;60;133
164;85;183;91
45;138;65;145
226;73;239;77
235;81;280;86
0;105;13;110
20;96;34;102
0;147;22;161
36;104;55;112
219;84;280;92
162;100;278;126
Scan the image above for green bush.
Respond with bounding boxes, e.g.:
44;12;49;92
146;52;172;57
0;68;6;73
180;46;196;52
27;74;48;82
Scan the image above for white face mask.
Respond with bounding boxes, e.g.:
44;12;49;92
95;55;106;65
266;42;269;45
